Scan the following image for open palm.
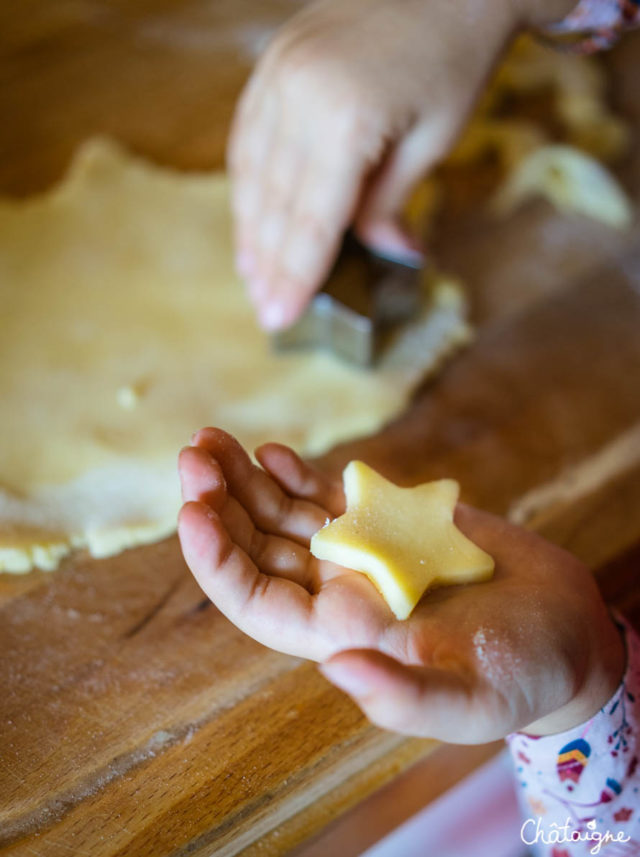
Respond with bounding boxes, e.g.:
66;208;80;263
178;428;622;742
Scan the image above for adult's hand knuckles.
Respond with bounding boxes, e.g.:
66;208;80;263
260;180;292;218
268;25;337;83
262;148;301;209
257;210;287;253
281;224;332;281
272;39;370;112
255;35;386;167
291;209;333;247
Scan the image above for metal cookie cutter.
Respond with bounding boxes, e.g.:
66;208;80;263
272;232;422;367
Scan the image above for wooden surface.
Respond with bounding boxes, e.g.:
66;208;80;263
1;4;640;855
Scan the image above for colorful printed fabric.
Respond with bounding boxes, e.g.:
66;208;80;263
542;0;640;52
507;615;640;856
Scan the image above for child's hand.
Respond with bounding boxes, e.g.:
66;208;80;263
229;0;574;330
178;428;623;743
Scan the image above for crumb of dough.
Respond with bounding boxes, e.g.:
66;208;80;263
116;384;142;410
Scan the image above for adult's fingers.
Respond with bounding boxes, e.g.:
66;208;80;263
241;111;307;317
354;117;451;262
250;141;370;330
228;73;280;285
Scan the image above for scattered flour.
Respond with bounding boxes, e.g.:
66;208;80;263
473;626;522;686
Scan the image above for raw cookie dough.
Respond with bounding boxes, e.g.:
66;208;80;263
491;144;633;228
310;461;495;620
411;34;632;238
0;139;471;573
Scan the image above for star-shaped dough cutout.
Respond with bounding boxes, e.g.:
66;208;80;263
310;461;494;620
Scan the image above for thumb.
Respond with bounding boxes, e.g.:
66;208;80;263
320;648;478;741
354;118;450;264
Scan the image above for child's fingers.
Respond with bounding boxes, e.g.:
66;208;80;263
180;446;319;590
178;501;317;659
217;494;319;588
320;649;496;742
192;428;331;542
244;529;318;591
178;445;226;510
255;443;345;518
180;445;252;545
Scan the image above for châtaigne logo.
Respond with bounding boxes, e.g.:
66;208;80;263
521;817;632;855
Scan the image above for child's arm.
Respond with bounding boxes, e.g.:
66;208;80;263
228;0;575;331
509;616;640;855
542;0;640;52
177;427;624;743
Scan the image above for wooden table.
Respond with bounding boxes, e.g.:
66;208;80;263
1;4;640;855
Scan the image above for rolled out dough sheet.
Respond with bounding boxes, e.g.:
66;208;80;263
0;139;470;573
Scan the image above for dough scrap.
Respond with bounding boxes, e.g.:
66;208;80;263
0;139;471;573
491;144;633;228
411;34;632;242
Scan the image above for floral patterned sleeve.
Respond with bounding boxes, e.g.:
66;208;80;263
542;0;640;52
506;615;640;857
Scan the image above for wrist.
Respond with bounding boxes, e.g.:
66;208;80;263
524;608;626;737
511;0;576;27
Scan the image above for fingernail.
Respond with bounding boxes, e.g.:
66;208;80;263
259;302;290;331
319;662;372;696
400;247;425;267
363;225;425;267
374;244;424;268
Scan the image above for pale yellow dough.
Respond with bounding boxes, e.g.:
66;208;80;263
491;144;633;228
0;139;470;573
310;461;495;620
